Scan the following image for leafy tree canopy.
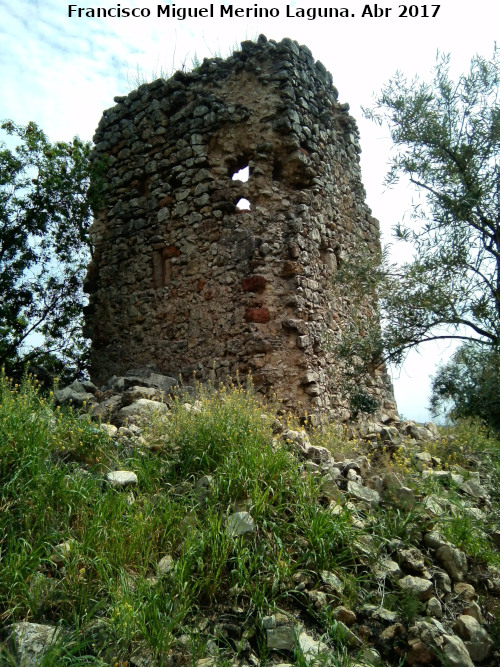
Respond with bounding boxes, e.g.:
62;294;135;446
0;120;103;381
363;49;499;361
334;50;499;423
430;343;500;430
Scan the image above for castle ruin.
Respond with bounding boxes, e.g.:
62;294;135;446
84;35;396;420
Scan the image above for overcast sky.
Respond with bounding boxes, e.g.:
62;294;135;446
1;0;498;421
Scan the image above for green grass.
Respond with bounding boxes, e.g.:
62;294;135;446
0;375;357;664
1;373;500;665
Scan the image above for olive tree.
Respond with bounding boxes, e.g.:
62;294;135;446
430;343;500;430
335;50;499;422
364;49;499;358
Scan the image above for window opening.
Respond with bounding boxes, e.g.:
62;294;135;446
231;166;250;182
236;198;251;211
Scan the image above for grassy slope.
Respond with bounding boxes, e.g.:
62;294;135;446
1;374;500;666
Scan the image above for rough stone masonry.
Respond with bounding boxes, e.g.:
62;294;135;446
84;35;396;420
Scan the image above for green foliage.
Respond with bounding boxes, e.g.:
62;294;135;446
440;511;493;560
360;50;500;367
0;120;104;380
0;375;345;663
397;590;422;625
430;342;500;429
373;505;423;544
328;248;388;416
2;375;500;664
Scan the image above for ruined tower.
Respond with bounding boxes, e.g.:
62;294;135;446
84;36;396;419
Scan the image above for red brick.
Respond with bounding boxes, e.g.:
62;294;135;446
245;307;270;323
164;245;180;258
242;275;266;292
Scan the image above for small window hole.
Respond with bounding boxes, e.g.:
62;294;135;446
236;198;251;211
232;166;250;182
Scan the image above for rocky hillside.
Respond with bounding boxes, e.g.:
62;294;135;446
1;369;500;666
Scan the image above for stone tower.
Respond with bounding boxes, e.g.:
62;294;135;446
84;36;396;420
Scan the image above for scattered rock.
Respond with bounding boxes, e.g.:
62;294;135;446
99;423;118;437
194;475;213;502
399;547;426;573
433;569;453;594
463;506;486;521
105;470;138;487
365;474;384;493
422;470;451;482
262;615;275;629
423;531;449;551
392;485;416;506
405;637;435;665
116;399;168;426
55;383;96;407
374;558;403;580
297;630;329;661
452;615;493;662
362;605;398;623
414;451;433;470
345;456;370;478
306;445;332;464
380;623;405;642
406;424;434;441
454;582;476;601
320;570;344;594
283;429;311;456
118;426;135;438
14;363;500;667
398;575;433;601
196;658;216;667
442;633;475;667
426;597;443;619
292;572;314;591
320;474;342;500
90;394;123;420
307;589;329;610
347;480;380;506
460;479;489;499
383;471;405;489
183;402;202;414
266;627;295;651
423;494;447;516
462;601;484;624
357;647;383;666
283;429;332;463
265;617;298;651
8;622;64;667
226;512;255;537
332;606;356;626
130;646;157;667
436;545;468;581
50;539;75;566
157;555;175;576
424;422;439;437
122;369;179;394
333;621;363;648
122;385;163;405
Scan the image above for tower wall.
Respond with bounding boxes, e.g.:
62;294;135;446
85;36;396;419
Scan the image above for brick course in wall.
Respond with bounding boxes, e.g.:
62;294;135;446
84;35;397;420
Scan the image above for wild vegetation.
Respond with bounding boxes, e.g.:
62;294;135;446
338;49;500;428
1;374;500;665
0;121;106;382
1;43;499;665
